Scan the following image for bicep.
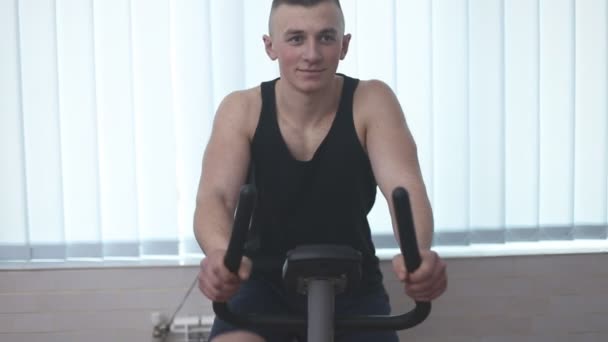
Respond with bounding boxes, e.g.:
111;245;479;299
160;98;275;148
196;96;253;212
363;84;424;199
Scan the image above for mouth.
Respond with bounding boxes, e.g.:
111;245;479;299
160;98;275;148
298;69;325;73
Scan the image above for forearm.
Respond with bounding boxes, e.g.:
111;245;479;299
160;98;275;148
193;194;235;255
409;184;434;250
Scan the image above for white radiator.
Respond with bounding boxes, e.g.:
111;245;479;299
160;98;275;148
168;315;214;342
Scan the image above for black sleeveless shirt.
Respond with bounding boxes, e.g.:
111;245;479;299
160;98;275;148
248;74;383;288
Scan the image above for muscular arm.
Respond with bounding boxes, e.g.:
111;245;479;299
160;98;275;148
358;80;434;250
358;81;446;301
193;91;256;255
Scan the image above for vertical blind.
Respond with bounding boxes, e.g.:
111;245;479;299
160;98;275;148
0;0;606;261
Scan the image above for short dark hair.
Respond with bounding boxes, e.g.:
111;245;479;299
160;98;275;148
268;0;344;34
271;0;342;10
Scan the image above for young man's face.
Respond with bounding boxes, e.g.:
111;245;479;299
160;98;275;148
264;1;351;93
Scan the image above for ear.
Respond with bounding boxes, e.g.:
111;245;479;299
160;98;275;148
340;33;352;60
263;34;278;61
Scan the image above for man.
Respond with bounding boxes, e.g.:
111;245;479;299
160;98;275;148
194;0;447;341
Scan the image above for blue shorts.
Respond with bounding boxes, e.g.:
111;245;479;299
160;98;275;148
209;275;399;342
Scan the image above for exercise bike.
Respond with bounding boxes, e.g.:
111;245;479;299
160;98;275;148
213;185;431;341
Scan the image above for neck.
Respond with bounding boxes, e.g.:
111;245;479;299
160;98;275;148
275;76;341;125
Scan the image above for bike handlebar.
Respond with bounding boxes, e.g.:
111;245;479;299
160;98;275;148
223;184;257;274
213;185;431;331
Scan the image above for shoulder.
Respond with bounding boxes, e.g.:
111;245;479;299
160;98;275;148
354;79;399;108
213;86;262;140
353;79;404;126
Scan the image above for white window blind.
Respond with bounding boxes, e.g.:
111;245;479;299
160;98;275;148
1;0;606;261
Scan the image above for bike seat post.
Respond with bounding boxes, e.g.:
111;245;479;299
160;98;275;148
307;278;335;342
283;245;361;342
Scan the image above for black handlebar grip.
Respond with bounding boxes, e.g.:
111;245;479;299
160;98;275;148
392;187;422;273
224;184;257;273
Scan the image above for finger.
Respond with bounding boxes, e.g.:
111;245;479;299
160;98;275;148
213;273;240;294
406;262;445;294
198;261;212;294
405;258;446;293
405;270;433;292
408;251;445;286
198;274;221;301
214;261;241;284
392;254;407;281
200;273;240;302
406;252;438;284
199;256;242;302
200;262;230;293
215;285;239;302
409;276;447;302
406;268;447;300
406;278;441;300
238;256;253;281
222;273;241;286
427;277;448;300
217;277;244;301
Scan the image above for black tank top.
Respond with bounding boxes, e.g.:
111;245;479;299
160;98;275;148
248;74;382;288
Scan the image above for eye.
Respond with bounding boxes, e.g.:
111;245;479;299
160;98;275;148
288;35;304;44
319;34;336;43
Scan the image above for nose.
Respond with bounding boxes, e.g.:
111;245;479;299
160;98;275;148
303;40;322;63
